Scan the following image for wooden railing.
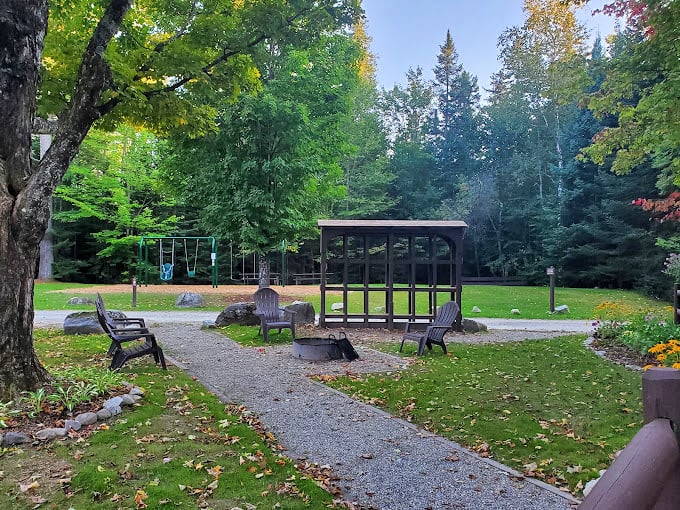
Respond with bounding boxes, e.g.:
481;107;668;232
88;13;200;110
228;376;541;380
578;368;680;509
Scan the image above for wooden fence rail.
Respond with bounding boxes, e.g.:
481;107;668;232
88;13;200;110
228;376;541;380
578;368;680;509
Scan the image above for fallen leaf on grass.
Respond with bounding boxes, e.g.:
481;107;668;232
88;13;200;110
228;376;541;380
19;481;40;492
134;489;148;509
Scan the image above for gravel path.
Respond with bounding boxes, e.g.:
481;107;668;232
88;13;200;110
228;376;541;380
154;323;579;510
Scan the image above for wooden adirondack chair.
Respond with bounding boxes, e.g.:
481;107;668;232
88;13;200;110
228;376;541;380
400;301;460;356
253;288;296;343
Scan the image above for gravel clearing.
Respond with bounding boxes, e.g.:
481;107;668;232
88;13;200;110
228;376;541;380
154;323;579;510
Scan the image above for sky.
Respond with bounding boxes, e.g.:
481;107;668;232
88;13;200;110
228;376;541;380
362;0;618;95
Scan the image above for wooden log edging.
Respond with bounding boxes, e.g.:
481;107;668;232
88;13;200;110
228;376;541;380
579;368;680;510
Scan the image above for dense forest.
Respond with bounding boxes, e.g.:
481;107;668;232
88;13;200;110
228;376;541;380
42;0;680;298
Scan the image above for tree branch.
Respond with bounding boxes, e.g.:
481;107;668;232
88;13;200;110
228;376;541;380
133;0;199;79
96;5;312;116
17;0;132;242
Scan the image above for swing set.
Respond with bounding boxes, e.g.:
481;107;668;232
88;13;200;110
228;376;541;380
138;236;218;287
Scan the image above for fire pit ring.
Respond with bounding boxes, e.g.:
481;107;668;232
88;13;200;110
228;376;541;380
292;337;344;361
292;333;359;361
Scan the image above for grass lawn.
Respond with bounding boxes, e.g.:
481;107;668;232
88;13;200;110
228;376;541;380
322;335;643;495
0;330;339;509
34;281;667;320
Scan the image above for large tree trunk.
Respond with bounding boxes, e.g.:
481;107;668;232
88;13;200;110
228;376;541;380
258;253;271;288
0;0;132;400
0;229;51;397
0;0;52;398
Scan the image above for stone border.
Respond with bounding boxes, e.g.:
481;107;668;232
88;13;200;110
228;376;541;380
0;385;145;446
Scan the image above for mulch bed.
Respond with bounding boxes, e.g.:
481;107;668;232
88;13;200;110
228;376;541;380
590;336;656;369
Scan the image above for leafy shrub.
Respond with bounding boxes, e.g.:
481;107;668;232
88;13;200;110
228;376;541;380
619;310;680;354
663;253;680;282
592;301;636;341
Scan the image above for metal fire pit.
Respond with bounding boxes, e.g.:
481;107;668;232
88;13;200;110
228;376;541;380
292;337;343;361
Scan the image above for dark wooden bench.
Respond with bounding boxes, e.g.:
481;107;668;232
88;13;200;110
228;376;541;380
95;293;166;370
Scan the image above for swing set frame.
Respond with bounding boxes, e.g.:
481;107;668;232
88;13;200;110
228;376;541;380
138;236;218;287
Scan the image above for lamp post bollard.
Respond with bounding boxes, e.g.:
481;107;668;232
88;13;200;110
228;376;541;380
547;266;555;313
132;276;137;308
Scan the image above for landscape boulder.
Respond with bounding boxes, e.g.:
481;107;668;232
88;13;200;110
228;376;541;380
63;310;128;335
175;292;206;308
462;318;488;333
215;302;259;327
63;311;103;334
283;301;315;324
67;297;95;305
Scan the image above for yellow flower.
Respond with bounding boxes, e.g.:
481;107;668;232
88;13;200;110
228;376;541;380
643;364;656;371
649;344;668;354
673;363;680;370
669;339;679;346
657;353;668;361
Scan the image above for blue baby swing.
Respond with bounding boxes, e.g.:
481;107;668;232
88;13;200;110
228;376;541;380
159;239;175;281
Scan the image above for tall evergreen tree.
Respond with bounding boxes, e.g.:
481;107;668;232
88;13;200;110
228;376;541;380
431;31;480;199
380;68;439;219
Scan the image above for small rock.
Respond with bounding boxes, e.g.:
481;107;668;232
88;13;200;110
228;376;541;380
106;404;123;416
128;386;145;396
127;394;142;403
583;469;607;497
511;308;521;315
471;306;481;313
554;304;569;314
35;428;68;440
331;302;344;311
104;396;123;408
4;432;31;445
120;395;136;406
75;412;98;425
374;306;386;313
96;408;113;420
64;419;82;431
201;320;217;329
